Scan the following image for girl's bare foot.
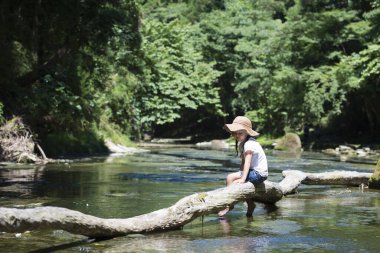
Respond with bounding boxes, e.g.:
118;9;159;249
218;205;234;217
218;207;229;217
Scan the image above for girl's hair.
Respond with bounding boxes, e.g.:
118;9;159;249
235;135;251;157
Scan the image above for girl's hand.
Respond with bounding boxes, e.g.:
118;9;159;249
234;178;246;184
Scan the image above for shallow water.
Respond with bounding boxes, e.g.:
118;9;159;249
0;148;379;252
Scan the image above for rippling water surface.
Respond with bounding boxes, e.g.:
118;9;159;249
0;147;379;252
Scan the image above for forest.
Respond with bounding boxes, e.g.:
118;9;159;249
0;0;379;156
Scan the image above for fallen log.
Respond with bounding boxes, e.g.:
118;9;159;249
283;170;373;186
0;182;283;238
0;170;373;238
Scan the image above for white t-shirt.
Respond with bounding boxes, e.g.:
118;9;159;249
239;138;268;177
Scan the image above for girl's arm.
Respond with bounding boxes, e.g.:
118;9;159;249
235;150;253;183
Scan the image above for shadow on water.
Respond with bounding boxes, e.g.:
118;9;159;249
28;239;96;253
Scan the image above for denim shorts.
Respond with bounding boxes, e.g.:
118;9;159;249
241;169;267;184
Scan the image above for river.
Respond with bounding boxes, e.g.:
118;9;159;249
0;147;379;252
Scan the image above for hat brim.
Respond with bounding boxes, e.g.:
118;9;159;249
224;123;259;137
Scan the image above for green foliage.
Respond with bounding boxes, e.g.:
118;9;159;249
96;116;135;147
1;0;380;156
0;0;142;144
211;0;380;137
25;75;90;133
41;131;107;158
138;18;223;131
197;0;257;117
354;44;380;83
245;110;267;133
142;0;225;22
256;134;276;147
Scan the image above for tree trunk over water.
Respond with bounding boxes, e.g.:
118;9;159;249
0;170;372;238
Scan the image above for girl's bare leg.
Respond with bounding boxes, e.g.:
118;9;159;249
246;199;256;217
218;172;241;217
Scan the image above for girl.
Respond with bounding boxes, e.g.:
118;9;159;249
218;116;268;217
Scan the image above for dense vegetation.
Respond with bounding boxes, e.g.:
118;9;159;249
0;0;379;155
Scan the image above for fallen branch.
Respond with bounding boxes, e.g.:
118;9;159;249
0;170;372;238
283;170;372;186
0;117;47;163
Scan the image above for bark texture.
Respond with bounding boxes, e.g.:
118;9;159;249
0;170;372;238
283;170;372;186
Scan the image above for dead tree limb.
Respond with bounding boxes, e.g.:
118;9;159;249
0;170;373;238
283;170;373;186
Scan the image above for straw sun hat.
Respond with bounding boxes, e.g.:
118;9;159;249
223;116;259;137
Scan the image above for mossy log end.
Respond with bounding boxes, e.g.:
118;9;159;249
369;159;380;189
0;170;373;238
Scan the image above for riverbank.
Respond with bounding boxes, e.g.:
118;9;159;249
1;119;379;165
139;135;380;166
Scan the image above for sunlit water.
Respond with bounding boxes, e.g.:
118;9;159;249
0;147;379;252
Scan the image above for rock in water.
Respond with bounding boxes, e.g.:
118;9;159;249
274;133;302;152
369;159;380;189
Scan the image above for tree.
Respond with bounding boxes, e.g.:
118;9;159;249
0;0;142;150
135;17;223;136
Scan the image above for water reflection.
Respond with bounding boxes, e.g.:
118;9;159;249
100;233;271;253
0;166;45;199
219;217;232;234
